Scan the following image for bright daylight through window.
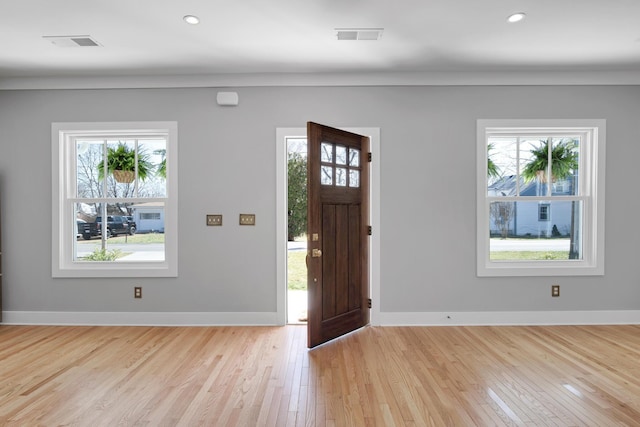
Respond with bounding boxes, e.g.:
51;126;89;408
52;122;178;277
477;120;605;277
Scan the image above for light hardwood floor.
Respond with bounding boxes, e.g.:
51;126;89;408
1;324;640;426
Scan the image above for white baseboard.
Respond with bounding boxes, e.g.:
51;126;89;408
4;310;640;327
2;311;279;326
374;310;640;326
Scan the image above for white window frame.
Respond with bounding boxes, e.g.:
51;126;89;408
477;119;605;277
538;203;550;222
140;212;162;220
52;121;178;277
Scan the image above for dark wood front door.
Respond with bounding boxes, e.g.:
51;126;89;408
307;122;370;348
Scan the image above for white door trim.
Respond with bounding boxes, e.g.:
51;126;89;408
276;127;381;325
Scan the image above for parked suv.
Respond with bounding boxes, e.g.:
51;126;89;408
96;215;136;238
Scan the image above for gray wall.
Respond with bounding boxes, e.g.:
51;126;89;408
0;85;639;316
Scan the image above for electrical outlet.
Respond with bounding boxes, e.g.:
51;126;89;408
134;287;142;299
551;285;560;297
239;214;256;225
207;214;223;226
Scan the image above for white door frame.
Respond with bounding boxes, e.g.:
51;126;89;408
276;127;381;325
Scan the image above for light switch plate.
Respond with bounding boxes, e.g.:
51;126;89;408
207;214;223;226
239;214;256;225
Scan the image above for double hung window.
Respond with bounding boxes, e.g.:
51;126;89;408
477;120;605;276
52;122;178;277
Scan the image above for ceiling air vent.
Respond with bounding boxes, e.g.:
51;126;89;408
336;28;383;41
43;35;101;47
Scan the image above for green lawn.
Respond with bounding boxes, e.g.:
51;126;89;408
109;233;165;244
288;250;307;290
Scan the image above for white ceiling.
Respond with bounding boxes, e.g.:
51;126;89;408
2;0;640;87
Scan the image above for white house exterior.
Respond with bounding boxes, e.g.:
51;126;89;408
488;176;575;238
131;202;165;233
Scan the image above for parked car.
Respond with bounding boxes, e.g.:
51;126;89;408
79;215;136;239
97;215;136;238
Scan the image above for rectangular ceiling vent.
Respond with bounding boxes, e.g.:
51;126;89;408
336;28;383;41
43;35;101;47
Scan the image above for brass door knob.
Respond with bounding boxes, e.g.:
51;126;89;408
311;248;322;257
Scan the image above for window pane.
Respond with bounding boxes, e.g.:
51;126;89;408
349;170;360;187
75;202;165;262
321;143;333;163
140;139;167;198
335;145;347;165
349;149;360;167
76;139;105;198
321;166;333;185
487;137;517;196
551;137;579;196
105;140;137;196
519;137;548;197
489;200;582;261
336;167;347;186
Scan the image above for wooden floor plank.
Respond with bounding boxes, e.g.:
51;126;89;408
1;324;640;426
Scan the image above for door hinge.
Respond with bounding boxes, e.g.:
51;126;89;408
367;226;372;236
368;152;372;162
367;298;372;309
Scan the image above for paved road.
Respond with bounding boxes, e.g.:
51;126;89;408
287;241;307;251
490;238;570;251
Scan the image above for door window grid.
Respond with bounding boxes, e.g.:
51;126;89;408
320;142;361;188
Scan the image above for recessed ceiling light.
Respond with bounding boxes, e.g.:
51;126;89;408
183;15;200;25
507;12;526;23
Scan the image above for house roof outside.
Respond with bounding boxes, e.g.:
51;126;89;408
488;175;575;197
130;202;164;209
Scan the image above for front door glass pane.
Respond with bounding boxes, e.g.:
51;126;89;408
349;149;360;167
349;170;360;187
336;167;347;186
321;166;333;185
321;143;333;163
336;145;347;165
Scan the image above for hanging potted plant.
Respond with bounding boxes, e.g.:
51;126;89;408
97;143;153;183
522;138;578;184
